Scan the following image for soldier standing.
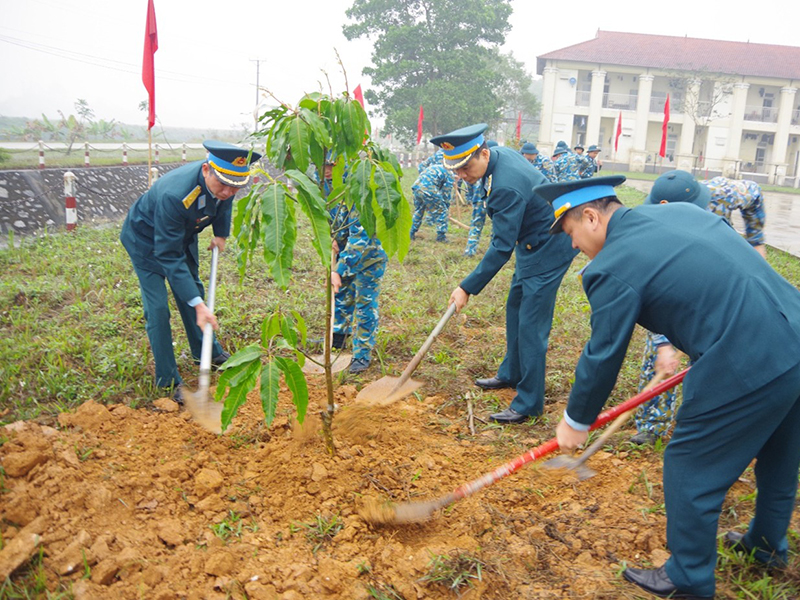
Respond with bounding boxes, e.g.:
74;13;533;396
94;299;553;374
410;161;455;242
520;141;557;183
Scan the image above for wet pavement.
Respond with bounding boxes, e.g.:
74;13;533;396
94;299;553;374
624;178;800;258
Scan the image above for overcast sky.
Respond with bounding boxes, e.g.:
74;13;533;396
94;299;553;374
1;0;798;133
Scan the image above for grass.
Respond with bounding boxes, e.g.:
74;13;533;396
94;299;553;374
0;170;799;598
290;514;344;554
420;550;486;594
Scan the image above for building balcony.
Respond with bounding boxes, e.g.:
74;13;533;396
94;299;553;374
744;105;778;123
603;93;637;111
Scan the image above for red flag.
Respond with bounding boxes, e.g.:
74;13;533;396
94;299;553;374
614;111;622;152
516;112;522;141
353;84;365;108
142;0;158;130
659;94;670;158
416;105;424;145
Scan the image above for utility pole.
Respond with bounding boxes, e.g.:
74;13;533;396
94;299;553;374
250;58;266;132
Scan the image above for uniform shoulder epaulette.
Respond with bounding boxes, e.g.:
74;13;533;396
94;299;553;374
182;186;202;209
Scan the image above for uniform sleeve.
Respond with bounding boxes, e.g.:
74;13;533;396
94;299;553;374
740;184;766;246
565;269;642;426
336;220;369;279
212;199;233;239
459;187;523;295
152;192;202;306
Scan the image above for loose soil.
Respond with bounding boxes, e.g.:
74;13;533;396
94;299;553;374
1;380;797;599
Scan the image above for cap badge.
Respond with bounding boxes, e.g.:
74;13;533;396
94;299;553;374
441;142;455;150
232;157;248;167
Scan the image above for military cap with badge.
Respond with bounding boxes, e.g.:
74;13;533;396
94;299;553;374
430;123;490;169
534;175;627;233
203;140;261;187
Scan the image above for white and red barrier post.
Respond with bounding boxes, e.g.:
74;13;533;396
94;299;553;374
182;143;187;164
38;140;45;169
83;142;90;168
122;143;128;166
64;171;77;232
150;167;159;186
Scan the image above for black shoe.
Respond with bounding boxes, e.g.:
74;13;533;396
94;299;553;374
172;387;184;406
410;231;417;240
475;376;515;390
332;332;348;350
629;431;660;445
623;565;712;599
489;407;529;424
723;531;747;552
211;350;230;368
348;358;370;373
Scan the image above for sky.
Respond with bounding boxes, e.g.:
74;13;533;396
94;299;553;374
1;0;799;133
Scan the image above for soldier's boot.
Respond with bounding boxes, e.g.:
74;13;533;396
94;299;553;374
436;233;448;243
332;332;348;349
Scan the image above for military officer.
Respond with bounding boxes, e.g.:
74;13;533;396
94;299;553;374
120;141;260;401
410;161;455;242
631;169;769;444
552;141;590;182
520;141;557;183
544;176;800;600
432;123;578;424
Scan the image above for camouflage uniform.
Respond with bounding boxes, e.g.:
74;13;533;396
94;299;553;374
464;181;486;256
635;176;766;437
411;164;455;238
417;149;444;173
532;154;557;183
580;155;599;179
703;177;766;246
553;150;591;182
333;207;387;363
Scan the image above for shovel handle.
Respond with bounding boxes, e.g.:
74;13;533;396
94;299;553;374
198;246;220;377
569;370;669;468
392;304;457;391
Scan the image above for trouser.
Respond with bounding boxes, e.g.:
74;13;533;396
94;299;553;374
496;262;572;416
131;261;222;388
333;257;387;362
464;200;487;255
411;191;449;236
635;331;679;435
662;362;800;597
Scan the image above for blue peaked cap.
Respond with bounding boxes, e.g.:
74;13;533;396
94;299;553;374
534;175;627;233
430;123;489;169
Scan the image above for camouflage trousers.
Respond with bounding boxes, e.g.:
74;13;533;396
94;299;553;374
411;191;449;236
634;331;680;436
333;257;387;362
464;200;487;256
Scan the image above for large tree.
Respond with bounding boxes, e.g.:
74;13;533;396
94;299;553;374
344;0;535;145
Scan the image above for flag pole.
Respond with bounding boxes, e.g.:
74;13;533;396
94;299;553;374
147;127;153;187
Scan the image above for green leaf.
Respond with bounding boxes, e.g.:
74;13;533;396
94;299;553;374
275;357;309;424
220;360;260;432
286;115;310;173
290;310;307;346
280;314;298;348
347;159;375;237
259;183;296;288
261;313;281;347
300;107;333;148
219;344;262;370
371;163;401;226
373;187;411;261
286;170;332;266
259;360;281;427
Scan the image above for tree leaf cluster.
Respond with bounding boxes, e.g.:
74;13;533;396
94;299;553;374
343;0;538;144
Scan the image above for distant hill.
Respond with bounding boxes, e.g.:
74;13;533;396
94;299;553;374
0;115;247;144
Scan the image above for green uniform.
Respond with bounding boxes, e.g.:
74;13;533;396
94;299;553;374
120;161;229;389
460;147;577;416
567;203;800;597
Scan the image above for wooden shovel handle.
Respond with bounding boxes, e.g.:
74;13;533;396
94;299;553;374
390;304;457;392
571;369;669;467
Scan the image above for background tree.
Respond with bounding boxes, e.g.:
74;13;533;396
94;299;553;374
344;0;536;145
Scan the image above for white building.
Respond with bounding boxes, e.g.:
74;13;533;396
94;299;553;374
536;30;800;184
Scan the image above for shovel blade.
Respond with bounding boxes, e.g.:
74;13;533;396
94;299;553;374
183;387;224;434
355;376;423;405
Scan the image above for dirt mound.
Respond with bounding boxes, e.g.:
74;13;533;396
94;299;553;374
0;385;790;599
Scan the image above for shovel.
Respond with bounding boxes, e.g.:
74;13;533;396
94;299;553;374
183;246;224;434
356;303;457;405
380;368;689;523
542;370;668;480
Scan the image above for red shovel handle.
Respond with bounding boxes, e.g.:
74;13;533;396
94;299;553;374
448;368;689;503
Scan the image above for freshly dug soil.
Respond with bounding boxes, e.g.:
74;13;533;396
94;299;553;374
0;382;796;599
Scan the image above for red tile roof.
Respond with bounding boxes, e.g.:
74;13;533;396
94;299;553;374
537;30;800;81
